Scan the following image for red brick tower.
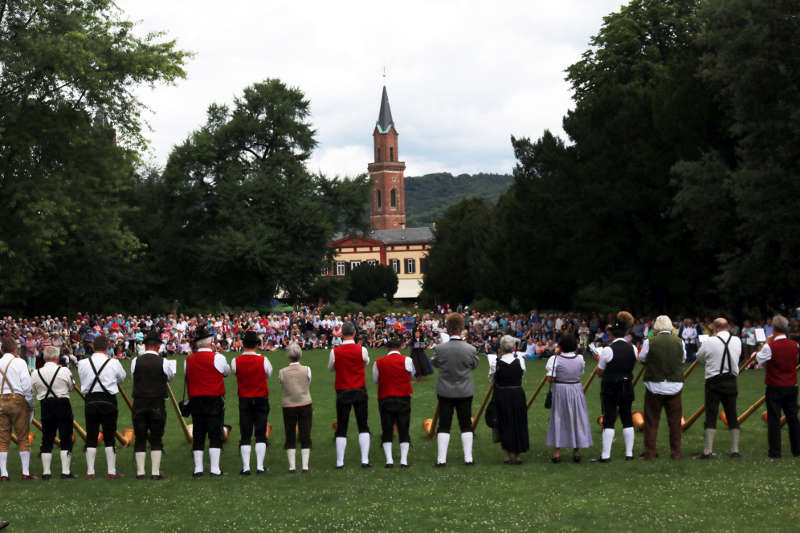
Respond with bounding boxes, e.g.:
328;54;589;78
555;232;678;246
368;85;406;230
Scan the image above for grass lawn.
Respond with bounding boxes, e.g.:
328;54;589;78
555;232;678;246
3;348;800;532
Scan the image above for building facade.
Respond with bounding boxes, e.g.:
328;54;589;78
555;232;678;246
326;85;433;299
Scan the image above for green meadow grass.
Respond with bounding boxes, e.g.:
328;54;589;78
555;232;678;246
2;349;799;532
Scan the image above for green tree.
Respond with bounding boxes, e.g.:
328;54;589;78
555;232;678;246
0;0;189;313
348;263;398;305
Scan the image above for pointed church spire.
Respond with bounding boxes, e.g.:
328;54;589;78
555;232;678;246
376;85;394;134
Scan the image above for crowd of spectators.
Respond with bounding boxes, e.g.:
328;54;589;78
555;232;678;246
2;308;799;370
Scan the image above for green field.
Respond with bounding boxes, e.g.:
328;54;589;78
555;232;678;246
3;350;799;532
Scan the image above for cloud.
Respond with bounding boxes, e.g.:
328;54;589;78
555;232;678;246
120;0;628;176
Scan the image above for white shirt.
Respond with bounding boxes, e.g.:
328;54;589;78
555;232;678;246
545;352;585;377
0;353;34;407
756;335;788;365
31;362;75;400
682;325;698;345
597;338;634;371
77;352;127;395
372;351;415;383
696;331;742;379
131;351;176;382
488;353;526;382
639;333;686;395
328;340;369;371
183;348;231;376
232;352;273;378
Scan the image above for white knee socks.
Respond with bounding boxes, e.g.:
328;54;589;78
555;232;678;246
60;450;71;475
85;447;96;476
704;428;716;455
255;442;266;471
209;447;221;474
400;442;410;466
461;432;474;463
335;437;347;467
104;447;116;475
41;452;52;476
358;433;370;465
193;450;204;474
135;451;146;476
0;451;7;477
601;428;614;459
151;450;162;476
240;445;251;472
437;433;450;464
730;428;740;454
301;448;310;471
287;449;296;471
622;427;635;457
20;450;30;476
383;442;393;465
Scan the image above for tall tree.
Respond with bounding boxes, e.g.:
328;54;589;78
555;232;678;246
0;0;189;312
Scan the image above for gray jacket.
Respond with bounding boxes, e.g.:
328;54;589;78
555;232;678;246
432;338;479;398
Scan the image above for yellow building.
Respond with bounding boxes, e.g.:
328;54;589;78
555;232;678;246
327;85;433;299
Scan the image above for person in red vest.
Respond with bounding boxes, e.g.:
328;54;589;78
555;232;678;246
185;325;231;476
232;330;272;475
372;334;415;468
756;314;800;458
328;321;371;468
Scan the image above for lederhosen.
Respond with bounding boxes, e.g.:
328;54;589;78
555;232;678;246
601;341;636;429
704;334;739;430
85;358;118;448
132;353;167;452
38;367;74;453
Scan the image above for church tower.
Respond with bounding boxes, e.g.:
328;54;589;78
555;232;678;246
368;85;406;230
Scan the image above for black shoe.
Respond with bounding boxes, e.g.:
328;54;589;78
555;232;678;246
768;453;782;459
256;469;266;475
240;469;251;476
434;462;446;468
41;474;51;480
210;471;225;477
464;461;475;466
591;457;610;463
151;474;166;480
625;456;634;461
572;455;581;463
384;463;393;469
192;471;204;478
0;520;8;530
136;474;146;480
289;469;297;474
503;459;512;464
60;473;79;479
694;453;713;460
302;468;310;474
336;465;344;470
400;464;409;469
361;463;372;469
551;457;561;463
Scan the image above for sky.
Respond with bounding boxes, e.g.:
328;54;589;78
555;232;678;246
117;0;628;178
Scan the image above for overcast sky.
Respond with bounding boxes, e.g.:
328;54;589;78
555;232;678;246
117;0;627;177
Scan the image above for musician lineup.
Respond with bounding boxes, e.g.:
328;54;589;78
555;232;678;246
0;310;798;480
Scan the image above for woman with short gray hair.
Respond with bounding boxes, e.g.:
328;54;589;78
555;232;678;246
488;335;529;464
279;343;313;473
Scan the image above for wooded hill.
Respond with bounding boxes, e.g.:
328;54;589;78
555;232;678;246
404;172;512;227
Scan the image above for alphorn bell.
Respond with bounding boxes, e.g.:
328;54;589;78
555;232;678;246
526;374;548;409
423;402;439;439
471;384;494;431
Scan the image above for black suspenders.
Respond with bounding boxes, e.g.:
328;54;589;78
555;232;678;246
88;357;112;395
716;334;734;376
37;367;61;400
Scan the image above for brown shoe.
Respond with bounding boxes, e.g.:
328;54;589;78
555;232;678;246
21;475;37;481
85;474;96;480
107;473;125;479
0;476;8;482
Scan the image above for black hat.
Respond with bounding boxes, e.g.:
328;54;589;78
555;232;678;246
242;331;260;347
143;330;161;345
194;325;214;342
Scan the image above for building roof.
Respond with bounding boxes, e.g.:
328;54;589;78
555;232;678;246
376;85;394;134
331;226;434;245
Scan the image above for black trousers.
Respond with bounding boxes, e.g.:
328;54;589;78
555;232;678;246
379;396;411;443
335;388;369;437
601;380;634;429
765;385;800;457
704;374;739;430
282;404;313;449
133;397;166;452
239;396;269;445
85;393;118;449
40;398;73;453
437;395;473;434
190;396;224;451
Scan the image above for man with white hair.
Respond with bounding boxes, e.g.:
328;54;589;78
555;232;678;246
756;315;800;458
0;336;35;480
639;315;686;460
185;325;231;476
695;318;742;459
31;345;77;479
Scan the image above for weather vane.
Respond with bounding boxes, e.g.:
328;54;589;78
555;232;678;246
382;66;387;85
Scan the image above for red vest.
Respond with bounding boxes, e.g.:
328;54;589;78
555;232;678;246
333;342;366;391
376;352;413;400
235;353;268;398
765;338;799;387
186;349;226;398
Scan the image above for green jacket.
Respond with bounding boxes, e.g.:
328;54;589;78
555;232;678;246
643;333;684;383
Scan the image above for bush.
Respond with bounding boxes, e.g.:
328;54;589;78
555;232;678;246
470;298;504;314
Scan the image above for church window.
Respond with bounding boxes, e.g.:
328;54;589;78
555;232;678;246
377;189;382;209
390;147;394;161
377;147;381;161
390;188;397;208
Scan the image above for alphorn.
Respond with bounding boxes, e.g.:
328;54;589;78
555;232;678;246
632;364;646;386
118;384;134;412
526;374;548;409
73;384;129;446
682;352;761;432
737;363;800;426
472;384;494;431
683;359;699;379
583;365;599;392
166;382;193;443
424;402;440;438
